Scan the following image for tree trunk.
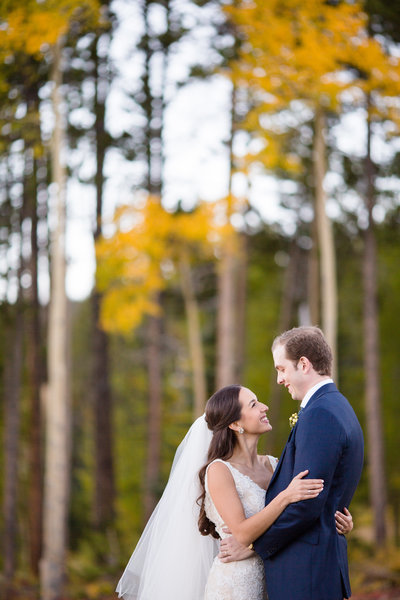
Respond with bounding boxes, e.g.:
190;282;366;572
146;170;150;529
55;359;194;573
40;36;71;600
267;239;301;454
27;154;44;576
313;107;337;378
3;311;24;582
92;293;115;527
235;232;248;383
179;253;207;418
216;246;237;387
92;32;115;531
3;148;28;584
279;240;302;336
363;103;387;545
144;311;163;519
141;0;169;519
216;83;238;388
308;216;320;326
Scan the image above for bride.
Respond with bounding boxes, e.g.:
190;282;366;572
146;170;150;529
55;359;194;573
116;384;352;600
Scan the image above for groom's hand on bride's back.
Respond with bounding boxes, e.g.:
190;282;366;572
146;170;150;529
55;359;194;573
218;529;254;562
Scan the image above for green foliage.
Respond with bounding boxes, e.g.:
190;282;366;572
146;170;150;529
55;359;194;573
69;299;95;550
377;210;400;507
365;0;400;42
1;0;400;596
348;506;400;593
244;228;291;454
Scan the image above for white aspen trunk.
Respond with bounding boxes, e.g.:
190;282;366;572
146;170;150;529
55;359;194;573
179;252;207;418
313;107;338;379
40;36;71;600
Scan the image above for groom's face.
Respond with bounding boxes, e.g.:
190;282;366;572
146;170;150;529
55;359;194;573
272;343;308;402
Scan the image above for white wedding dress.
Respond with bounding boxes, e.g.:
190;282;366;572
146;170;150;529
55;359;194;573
204;456;278;600
116;415;277;600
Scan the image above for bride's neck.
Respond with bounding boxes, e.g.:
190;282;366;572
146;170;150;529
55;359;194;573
230;435;260;468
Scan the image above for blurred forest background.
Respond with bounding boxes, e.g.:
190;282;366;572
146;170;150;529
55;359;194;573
0;0;400;599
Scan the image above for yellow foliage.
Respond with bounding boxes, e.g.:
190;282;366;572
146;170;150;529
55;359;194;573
224;0;400;170
0;0;99;58
96;197;238;334
226;0;367;103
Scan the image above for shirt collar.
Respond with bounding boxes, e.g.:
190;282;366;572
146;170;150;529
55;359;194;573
300;378;333;409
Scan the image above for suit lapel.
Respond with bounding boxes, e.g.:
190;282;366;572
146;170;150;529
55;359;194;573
266;423;297;495
266;383;337;499
267;383;337;494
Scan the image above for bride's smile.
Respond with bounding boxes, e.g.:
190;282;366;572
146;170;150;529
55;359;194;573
232;387;272;436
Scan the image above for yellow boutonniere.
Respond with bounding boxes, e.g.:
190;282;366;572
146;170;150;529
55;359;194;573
289;412;299;429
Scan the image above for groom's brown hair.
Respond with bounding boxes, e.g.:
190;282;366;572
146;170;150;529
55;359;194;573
272;326;332;376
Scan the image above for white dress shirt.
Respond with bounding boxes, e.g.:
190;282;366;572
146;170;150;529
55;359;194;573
300;378;334;409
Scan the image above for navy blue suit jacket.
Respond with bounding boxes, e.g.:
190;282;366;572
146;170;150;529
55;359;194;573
254;383;364;600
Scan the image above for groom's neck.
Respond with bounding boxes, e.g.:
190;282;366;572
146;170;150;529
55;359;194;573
302;375;332;400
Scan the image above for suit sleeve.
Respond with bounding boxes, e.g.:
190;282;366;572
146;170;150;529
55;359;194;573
253;407;345;559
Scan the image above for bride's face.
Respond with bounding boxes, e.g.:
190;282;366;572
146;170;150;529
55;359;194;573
236;387;272;435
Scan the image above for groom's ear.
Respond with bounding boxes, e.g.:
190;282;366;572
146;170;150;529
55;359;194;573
299;356;312;372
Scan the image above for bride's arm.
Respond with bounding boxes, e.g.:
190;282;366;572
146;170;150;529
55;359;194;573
220;506;354;562
335;507;353;535
207;462;324;547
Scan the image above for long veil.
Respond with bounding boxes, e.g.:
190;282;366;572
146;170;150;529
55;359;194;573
116;414;219;600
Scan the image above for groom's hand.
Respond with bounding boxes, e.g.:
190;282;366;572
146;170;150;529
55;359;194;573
219;528;255;562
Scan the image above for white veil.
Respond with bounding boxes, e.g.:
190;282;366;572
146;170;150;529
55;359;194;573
116;414;219;600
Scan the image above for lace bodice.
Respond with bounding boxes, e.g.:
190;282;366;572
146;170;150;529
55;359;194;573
205;459;277;538
203;456;278;600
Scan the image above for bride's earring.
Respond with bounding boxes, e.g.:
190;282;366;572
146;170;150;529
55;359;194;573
238;427;244;434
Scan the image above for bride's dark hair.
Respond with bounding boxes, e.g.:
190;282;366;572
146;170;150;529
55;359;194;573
197;384;242;539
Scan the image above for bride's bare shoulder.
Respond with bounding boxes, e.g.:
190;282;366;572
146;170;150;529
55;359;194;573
259;454;278;472
206;460;236;490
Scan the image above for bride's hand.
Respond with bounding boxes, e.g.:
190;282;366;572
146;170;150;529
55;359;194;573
284;470;324;503
335;507;353;535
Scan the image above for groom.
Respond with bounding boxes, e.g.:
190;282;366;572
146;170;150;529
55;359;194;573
223;326;364;600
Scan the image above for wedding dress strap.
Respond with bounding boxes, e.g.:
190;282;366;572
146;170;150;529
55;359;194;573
267;455;279;471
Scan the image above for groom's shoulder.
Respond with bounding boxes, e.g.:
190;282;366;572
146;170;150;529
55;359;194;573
315;382;348;403
310;386;359;423
312;385;348;407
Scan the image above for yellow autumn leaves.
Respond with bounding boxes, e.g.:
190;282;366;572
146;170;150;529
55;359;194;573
95;0;400;337
224;0;400;171
96;196;240;334
0;0;100;58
